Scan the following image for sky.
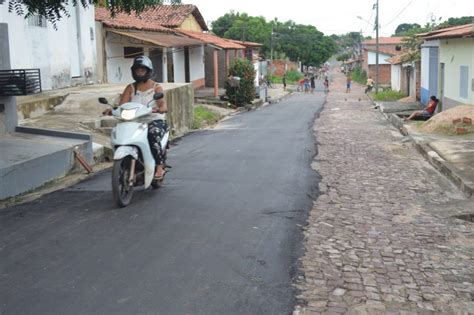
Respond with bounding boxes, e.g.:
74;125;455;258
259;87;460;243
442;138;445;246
183;0;474;37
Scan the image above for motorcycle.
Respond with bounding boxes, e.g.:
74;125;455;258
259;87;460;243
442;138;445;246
98;93;169;207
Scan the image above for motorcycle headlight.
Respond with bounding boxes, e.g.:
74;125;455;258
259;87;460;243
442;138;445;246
121;108;138;120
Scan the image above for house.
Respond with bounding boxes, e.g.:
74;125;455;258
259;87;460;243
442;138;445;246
361;37;405;85
421;24;474;109
95;5;207;88
387;53;421;99
0;3;97;90
176;29;246;96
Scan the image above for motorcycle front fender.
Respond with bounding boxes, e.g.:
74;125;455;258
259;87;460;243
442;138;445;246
114;145;138;160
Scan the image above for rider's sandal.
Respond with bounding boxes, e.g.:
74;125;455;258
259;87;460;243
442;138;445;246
154;170;166;181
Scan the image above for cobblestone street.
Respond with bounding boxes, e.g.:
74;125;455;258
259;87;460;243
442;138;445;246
295;71;474;314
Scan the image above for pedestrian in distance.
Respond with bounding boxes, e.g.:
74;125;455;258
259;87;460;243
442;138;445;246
282;73;287;91
310;75;316;94
298;78;305;92
304;75;310;93
324;78;329;93
365;77;374;94
346;75;352;93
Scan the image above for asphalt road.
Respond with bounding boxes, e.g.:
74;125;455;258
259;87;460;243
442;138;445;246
0;92;324;314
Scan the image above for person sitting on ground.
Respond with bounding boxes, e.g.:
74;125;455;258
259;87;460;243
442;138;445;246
404;96;439;121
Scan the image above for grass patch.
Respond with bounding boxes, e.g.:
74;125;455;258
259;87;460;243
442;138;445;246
193;106;221;129
270;69;303;85
370;90;406;101
351;65;367;85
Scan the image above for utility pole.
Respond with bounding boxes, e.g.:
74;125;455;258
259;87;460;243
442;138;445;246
270;25;274;75
270;25;274;62
375;0;380;94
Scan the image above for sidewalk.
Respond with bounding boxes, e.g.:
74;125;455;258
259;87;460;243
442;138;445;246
295;68;473;313
375;101;474;197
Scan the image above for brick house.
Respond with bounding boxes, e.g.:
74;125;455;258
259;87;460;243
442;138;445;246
388;53;421;100
361;37;405;86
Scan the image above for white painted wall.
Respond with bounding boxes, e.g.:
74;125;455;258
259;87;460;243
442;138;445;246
391;64;401;91
439;38;474;105
189;45;205;81
368;52;392;65
0;3;97;90
173;49;186;83
420;47;430;90
105;42;135;84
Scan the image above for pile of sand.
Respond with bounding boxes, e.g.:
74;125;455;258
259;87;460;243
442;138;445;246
421;105;474;135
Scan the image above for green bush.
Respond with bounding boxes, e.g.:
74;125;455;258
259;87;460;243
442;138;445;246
285;69;303;83
351;65;367;85
271;69;303;84
225;59;256;107
370;90;406;101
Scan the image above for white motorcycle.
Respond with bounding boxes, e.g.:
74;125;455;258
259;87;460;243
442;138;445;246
98;93;169;207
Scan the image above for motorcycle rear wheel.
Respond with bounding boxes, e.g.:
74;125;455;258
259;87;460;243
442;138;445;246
112;156;134;207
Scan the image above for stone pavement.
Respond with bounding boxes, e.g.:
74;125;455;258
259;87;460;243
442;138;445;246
294;70;474;313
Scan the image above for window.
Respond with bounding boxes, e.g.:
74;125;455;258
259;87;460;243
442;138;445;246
460;66;469;99
27;15;47;28
124;47;144;59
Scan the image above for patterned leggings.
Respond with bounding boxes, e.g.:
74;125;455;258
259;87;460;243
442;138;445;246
148;120;168;165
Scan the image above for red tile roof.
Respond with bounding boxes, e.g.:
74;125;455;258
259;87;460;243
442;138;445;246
226;39;263;48
176;30;246;49
362;37;405;45
109;30;204;48
95;7;175;33
95;5;208;32
423;23;474;40
364;47;398;56
136;4;208;31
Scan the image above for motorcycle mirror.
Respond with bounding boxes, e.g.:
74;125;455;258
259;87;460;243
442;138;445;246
153;92;164;100
98;97;109;105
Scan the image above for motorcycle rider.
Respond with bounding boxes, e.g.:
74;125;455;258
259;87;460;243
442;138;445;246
104;55;168;180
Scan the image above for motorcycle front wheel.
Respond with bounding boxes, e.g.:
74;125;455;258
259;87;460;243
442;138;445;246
112;156;134;207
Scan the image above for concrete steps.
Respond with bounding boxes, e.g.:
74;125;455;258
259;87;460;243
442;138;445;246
0;127;92;200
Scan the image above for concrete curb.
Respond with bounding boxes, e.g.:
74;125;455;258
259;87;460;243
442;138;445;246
382;111;473;197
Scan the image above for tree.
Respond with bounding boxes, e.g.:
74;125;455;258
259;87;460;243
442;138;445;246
7;0;180;26
394;23;421;35
225;59;255;107
211;11;337;66
438;16;474;29
211;11;239;37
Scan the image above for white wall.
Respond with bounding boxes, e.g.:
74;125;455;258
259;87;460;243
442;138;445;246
105;42;135;84
0;4;97;90
420;47;430;90
368;52;392;65
173;49;186;83
391;64;401;91
189;45;205;81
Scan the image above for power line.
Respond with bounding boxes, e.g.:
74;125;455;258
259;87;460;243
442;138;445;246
383;0;414;28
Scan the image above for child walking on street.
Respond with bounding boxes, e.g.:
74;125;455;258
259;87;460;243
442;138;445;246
324;78;329;93
346;75;352;93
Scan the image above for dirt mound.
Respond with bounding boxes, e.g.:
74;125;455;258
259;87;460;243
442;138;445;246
421;105;474;135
